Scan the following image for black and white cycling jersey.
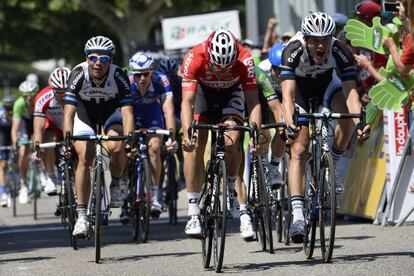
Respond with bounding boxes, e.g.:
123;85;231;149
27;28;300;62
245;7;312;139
280;32;356;81
64;62;132;134
280;32;357;112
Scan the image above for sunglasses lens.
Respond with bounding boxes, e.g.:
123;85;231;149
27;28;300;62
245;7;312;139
88;55;110;63
99;56;110;63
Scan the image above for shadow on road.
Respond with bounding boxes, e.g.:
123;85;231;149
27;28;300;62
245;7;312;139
101;251;198;263
0;256;54;264
222;251;414;273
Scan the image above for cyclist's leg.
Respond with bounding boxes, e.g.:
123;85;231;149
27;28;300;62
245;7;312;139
268;99;286;184
42;129;60;194
72;113;95;236
325;73;353;192
147;134;163;216
0;154;8;207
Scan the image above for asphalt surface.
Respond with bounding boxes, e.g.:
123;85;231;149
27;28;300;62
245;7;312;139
0;190;413;276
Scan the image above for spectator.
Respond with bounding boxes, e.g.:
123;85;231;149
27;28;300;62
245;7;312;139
262;18;280;56
280;31;294;43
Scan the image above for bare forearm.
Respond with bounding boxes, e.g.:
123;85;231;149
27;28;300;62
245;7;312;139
63;105;76;135
121;106;134;135
180;101;193;139
33;117;45;145
11;119;20;145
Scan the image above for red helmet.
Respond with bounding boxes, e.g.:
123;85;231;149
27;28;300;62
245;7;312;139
205;30;238;69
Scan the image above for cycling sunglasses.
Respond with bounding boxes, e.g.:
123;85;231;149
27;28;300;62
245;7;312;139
133;71;151;78
88;54;111;63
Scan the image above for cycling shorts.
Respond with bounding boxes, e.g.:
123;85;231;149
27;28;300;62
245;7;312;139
295;70;342;113
194;86;245;124
45;117;63;141
0;150;8;160
73;110;121;136
104;108;165;130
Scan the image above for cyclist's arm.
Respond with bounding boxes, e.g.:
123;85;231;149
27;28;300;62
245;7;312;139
161;94;176;135
245;89;262;129
11;118;20;146
267;99;284;123
181;80;197;140
32;117;45;146
120;105;134;135
342;80;362;125
63;104;76;135
281;79;297;126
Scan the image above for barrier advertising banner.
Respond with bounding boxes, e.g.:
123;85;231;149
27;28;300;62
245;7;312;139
162;10;241;50
338;112;387;218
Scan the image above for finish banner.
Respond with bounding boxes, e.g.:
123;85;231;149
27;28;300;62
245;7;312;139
162;10;241;50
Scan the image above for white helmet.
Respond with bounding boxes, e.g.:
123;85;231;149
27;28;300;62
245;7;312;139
26;73;39;84
49;67;71;90
129;52;154;72
19;80;39;95
206;30;238;69
301;12;336;37
84;35;115;55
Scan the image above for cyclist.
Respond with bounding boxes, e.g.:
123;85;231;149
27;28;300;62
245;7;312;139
181;29;262;238
157;57;185;189
281;12;370;243
11;80;38;204
0;95;16;207
114;51;177;219
63;35;134;237
33;67;71;195
257;42;287;186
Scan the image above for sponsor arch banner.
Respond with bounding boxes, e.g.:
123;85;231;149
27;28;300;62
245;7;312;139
162;10;241;50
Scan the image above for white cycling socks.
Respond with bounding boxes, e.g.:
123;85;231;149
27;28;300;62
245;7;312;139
291;195;305;223
187;192;200;216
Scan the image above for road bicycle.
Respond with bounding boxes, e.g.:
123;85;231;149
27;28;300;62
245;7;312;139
129;128;172;242
35;140;78;250
190;121;253;272
69;129;128;263
0;145;19;217
297;104;366;263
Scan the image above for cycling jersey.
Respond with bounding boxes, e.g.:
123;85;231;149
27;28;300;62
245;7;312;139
280;32;356;81
64;62;132;135
129;70;173;129
12;96;33;140
33;86;63;132
182;42;257;123
182;43;257;92
280;32;357;111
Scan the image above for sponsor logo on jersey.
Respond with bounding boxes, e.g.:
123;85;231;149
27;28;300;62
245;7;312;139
115;71;130;90
161;76;170;87
70;71;84;90
183;52;194;76
35;92;53;112
199;77;240;89
333;46;349;63
243;57;256;79
287;46;302;63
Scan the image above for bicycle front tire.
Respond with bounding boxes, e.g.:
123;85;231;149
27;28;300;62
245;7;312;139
94;164;103;263
213;160;227;273
319;152;336;263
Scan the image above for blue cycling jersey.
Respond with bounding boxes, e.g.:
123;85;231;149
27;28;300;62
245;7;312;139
129;70;173;129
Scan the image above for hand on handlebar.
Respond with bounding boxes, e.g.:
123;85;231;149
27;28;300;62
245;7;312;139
356;123;371;141
166;138;178;153
182;134;196;152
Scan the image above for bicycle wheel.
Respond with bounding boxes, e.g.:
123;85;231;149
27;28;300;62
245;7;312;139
257;157;273;253
274;191;283;243
167;154;178;225
200;162;213;268
303;159;317;259
319;152;336;263
248;158;265;250
31;163;38;221
280;154;291;245
94;164;103;263
212;160;227;272
64;162;77;250
130;160;139;241
138;158;152;243
10;170;17;217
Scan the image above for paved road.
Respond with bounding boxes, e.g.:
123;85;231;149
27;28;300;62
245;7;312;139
0;191;413;276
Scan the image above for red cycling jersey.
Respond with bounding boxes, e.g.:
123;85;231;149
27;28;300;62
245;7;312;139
33;86;64;136
181;42;257;93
